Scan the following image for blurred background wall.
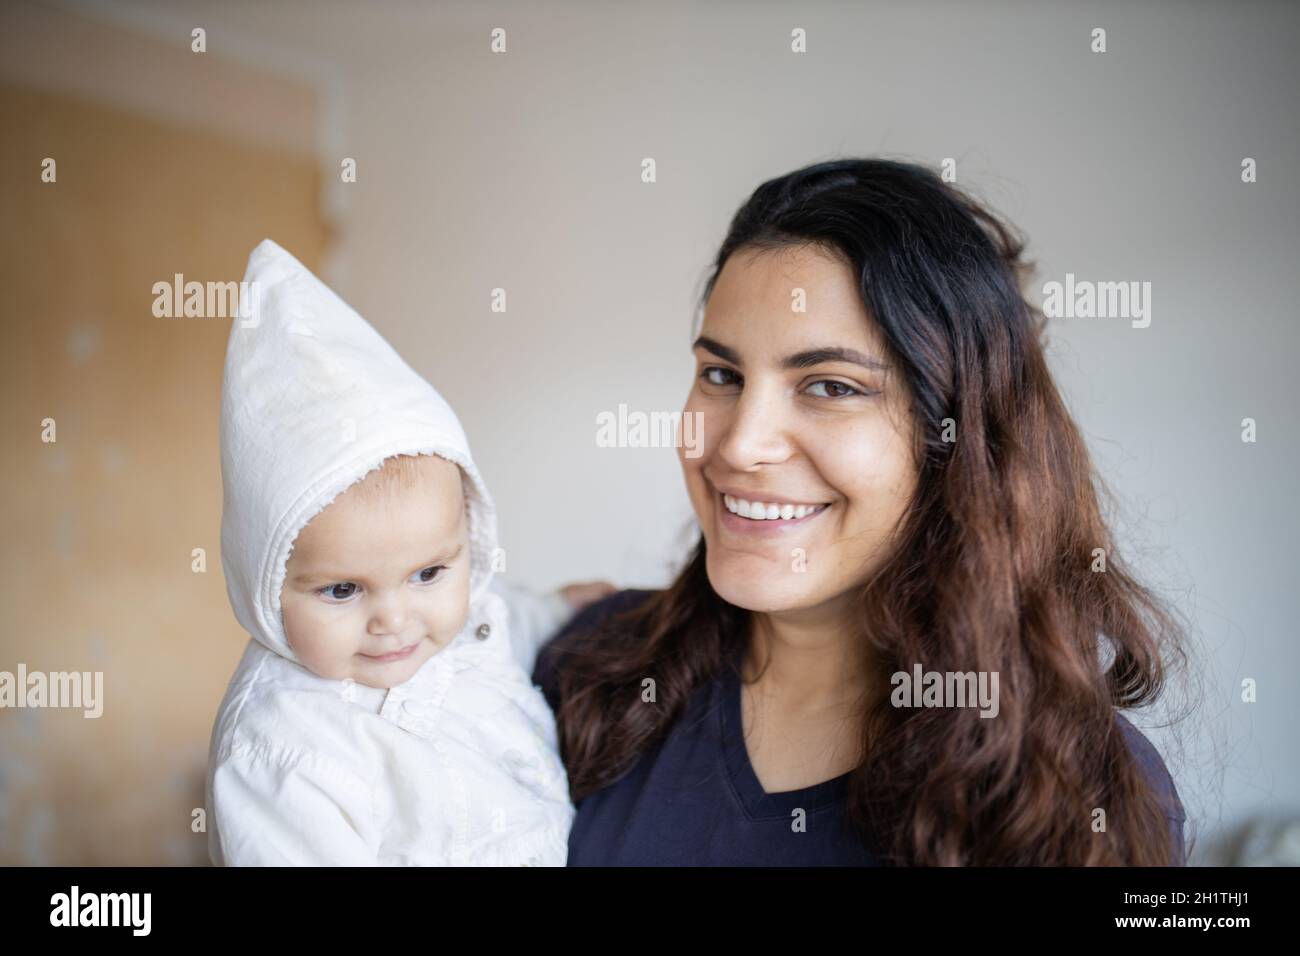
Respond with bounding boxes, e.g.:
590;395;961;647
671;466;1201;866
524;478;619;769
0;0;331;864
1;0;1297;865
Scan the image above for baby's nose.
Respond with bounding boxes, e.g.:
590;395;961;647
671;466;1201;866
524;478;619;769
367;600;408;635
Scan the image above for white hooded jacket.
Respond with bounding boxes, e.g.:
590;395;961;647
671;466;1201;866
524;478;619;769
206;238;576;866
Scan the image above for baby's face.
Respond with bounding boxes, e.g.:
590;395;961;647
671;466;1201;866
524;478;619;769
280;455;471;689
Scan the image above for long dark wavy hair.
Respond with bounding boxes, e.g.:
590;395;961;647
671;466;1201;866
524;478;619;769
545;157;1191;865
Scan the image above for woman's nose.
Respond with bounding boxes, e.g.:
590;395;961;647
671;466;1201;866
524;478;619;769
715;383;793;471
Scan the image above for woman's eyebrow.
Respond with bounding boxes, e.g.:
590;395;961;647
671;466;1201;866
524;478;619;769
781;346;888;371
693;336;740;364
692;336;886;371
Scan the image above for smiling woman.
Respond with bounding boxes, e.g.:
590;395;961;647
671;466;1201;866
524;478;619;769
534;157;1189;866
681;243;921;617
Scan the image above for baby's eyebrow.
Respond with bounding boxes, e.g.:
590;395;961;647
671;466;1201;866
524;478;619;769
287;570;333;587
420;543;464;568
287;566;345;586
288;543;466;587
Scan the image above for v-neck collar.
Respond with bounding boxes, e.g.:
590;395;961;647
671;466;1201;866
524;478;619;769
719;659;852;820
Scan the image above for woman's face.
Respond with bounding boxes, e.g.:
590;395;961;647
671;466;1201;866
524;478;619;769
679;243;921;621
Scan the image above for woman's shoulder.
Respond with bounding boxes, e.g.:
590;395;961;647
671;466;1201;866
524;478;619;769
564;587;660;636
1114;712;1184;817
1114;711;1188;865
530;588;660;707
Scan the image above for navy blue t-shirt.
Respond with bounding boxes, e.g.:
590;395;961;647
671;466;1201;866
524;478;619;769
532;589;1187;866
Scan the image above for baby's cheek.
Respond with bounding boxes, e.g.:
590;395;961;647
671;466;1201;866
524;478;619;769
426;580;471;641
280;599;310;654
283;600;351;676
433;602;470;641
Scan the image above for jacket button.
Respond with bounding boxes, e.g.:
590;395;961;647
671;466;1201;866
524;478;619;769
476;623;491;640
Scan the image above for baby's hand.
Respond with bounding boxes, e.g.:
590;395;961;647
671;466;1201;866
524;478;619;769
558;580;619;612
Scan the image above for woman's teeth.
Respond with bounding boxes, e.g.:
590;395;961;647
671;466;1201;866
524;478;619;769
722;494;828;521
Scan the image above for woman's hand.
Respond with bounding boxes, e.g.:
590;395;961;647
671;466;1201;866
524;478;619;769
559;580;619;612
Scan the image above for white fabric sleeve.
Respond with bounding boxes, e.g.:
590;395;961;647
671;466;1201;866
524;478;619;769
489;576;576;676
210;745;379;866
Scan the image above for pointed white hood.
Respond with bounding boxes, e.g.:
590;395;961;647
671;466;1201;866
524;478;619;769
219;238;498;664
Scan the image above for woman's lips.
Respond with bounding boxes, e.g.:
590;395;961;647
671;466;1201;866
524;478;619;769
362;642;418;663
716;490;831;537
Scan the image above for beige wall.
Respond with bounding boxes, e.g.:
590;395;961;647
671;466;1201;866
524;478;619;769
0;6;329;864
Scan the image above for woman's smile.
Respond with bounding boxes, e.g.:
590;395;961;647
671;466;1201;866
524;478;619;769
715;488;833;538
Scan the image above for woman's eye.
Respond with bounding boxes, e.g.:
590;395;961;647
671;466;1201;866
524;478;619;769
319;582;358;601
805;379;862;399
412;565;446;585
699;366;740;387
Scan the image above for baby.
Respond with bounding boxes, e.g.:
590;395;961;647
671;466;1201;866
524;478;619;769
206;239;605;865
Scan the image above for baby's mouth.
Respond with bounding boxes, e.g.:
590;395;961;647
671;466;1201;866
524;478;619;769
361;641;419;662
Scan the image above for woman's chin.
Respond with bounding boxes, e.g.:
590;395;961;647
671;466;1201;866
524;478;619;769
706;559;818;614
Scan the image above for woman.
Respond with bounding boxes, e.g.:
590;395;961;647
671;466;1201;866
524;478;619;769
534;158;1189;866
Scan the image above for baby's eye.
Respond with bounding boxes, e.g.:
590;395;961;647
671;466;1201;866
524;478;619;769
319;582;359;601
412;565;447;585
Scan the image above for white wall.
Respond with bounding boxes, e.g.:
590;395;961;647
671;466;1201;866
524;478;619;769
57;0;1300;863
